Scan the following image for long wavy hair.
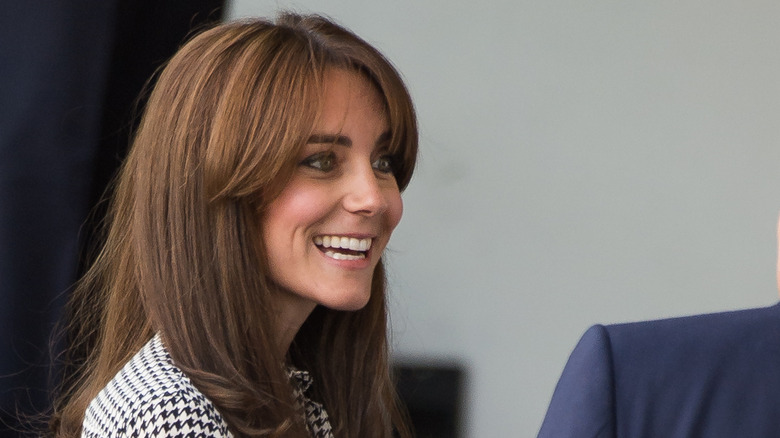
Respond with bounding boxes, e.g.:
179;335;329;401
52;13;417;437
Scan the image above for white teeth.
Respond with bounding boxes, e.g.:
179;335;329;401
314;235;373;251
324;250;366;260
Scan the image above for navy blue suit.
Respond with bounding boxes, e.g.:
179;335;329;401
538;304;780;437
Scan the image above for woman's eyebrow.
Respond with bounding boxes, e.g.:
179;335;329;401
307;134;351;146
307;131;392;148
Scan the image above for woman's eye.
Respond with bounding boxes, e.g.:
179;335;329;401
372;155;395;174
301;152;336;172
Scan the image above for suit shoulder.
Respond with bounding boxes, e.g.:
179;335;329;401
540;304;780;437
538;324;616;437
600;303;780;408
595;304;780;436
83;335;232;437
604;303;780;353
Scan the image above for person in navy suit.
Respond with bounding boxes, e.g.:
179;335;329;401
538;221;780;437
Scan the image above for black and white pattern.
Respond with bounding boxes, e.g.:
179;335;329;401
83;334;333;437
288;369;333;438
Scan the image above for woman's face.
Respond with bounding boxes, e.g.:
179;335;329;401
262;68;403;325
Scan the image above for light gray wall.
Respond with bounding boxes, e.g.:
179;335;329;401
228;1;780;436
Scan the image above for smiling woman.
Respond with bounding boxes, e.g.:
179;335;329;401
51;13;417;438
263;69;404;329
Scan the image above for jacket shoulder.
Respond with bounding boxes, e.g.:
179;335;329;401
604;304;780;436
82;335;232;437
539;304;780;438
538;324;616;438
605;304;780;363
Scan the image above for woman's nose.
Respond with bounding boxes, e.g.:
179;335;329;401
342;166;387;216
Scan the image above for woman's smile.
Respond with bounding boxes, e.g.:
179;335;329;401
314;235;373;261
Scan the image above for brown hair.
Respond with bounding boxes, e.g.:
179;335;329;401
53;13;417;437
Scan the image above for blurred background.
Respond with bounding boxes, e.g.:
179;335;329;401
2;1;779;437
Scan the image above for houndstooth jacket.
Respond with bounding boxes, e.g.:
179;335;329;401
82;334;333;437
